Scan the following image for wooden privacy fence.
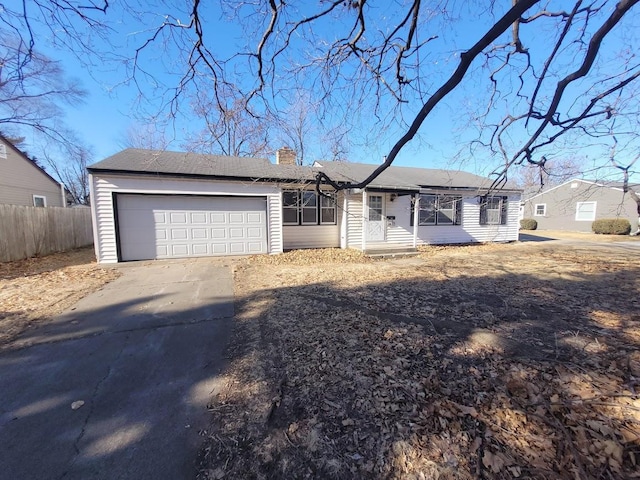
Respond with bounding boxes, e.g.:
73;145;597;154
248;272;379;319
0;205;93;262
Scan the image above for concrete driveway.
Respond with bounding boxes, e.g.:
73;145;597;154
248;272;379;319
0;259;235;480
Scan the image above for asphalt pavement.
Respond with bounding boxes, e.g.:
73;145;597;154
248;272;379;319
0;259;235;480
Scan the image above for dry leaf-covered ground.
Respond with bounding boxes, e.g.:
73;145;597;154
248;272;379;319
198;239;640;479
0;247;120;346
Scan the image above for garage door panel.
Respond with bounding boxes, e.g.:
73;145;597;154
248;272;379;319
172;244;189;256
229;213;244;223
117;194;267;261
192;228;208;239
211;228;226;239
170;212;187;224
191;212;207;223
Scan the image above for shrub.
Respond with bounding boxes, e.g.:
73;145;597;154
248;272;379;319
592;218;631;235
520;218;538;230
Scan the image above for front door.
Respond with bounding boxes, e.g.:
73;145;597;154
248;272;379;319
366;194;385;242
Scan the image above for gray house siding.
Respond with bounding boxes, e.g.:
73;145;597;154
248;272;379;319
0;139;64;207
523;180;638;232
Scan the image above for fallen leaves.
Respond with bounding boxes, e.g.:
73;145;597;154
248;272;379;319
198;242;640;479
0;247;120;346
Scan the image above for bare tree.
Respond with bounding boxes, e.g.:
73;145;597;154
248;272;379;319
6;1;640;192
120;123;171;151
41;141;92;205
185;87;271;157
515;157;583;191
0;37;86;146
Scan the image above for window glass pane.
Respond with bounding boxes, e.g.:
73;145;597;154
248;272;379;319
487;210;501;224
419;195;436;225
437;195;456;225
320;193;335;207
283;208;298;224
33;196;45;207
321;208;336;224
302;191;317;207
368;195;383;221
437;209;455;224
302;207;317;224
283;191;298;207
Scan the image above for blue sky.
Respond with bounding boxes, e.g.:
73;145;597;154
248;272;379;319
12;1;640;182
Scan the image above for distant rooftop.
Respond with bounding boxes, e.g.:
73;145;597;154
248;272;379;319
89;148;521;191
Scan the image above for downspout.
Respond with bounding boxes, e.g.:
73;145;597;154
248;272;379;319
412;193;420;247
60;183;66;207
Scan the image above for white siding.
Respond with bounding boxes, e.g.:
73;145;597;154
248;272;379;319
91;174;281;263
343;191;520;250
283;225;340;249
268;193;284;254
417;194;520;244
344;193;364;249
281;191;342;249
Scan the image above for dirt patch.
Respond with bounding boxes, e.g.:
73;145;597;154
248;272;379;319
198;243;640;479
0;247;120;346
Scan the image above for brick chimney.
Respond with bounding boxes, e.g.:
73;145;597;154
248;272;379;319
276;146;297;165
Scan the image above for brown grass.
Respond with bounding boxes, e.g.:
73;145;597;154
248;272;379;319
199;241;640;479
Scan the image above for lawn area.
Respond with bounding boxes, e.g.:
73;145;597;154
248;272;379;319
198;241;640;479
0;247;120;346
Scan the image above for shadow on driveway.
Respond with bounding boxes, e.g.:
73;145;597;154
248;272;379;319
0;259;234;480
518;232;557;242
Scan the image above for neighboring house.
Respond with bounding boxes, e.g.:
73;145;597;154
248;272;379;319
0;134;66;207
522;179;639;232
87;148;522;263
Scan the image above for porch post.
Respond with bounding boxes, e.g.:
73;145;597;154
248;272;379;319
340;192;348;249
361;190;367;252
412;193;420;248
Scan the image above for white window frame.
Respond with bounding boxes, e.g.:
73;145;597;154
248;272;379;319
482;196;504;225
282;190;299;225
534;204;546;216
33;195;47;207
319;192;337;225
575;201;596;221
282;189;337;226
0;143;6;159
300;191;318;225
412;194;462;226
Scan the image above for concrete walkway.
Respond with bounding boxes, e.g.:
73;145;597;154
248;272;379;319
0;259;235;480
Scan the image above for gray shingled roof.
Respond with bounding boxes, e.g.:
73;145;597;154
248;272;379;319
88;148;520;191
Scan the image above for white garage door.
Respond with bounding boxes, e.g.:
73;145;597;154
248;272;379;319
116;194;268;261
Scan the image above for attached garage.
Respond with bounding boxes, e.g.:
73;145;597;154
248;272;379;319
116;194;268;261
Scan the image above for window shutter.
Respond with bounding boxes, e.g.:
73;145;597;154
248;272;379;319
500;196;509;225
455;198;462;225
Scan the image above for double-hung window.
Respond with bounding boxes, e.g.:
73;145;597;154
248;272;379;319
320;193;337;224
301;191;317;224
282;191;300;225
480;196;508;225
534;204;546;216
411;194;462;226
282;190;337;225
